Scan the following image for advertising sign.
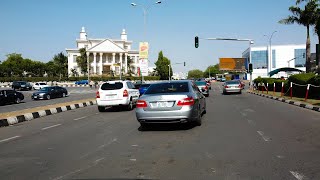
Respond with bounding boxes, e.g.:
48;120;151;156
139;42;149;59
139;59;149;76
219;58;247;71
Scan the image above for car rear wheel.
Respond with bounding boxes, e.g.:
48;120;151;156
46;95;51;100
62;92;66;98
15;97;21;104
98;106;106;112
195;107;202;126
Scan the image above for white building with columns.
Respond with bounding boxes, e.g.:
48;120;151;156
66;27;141;77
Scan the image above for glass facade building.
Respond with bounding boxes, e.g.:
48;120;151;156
251;50;268;69
294;49;306;67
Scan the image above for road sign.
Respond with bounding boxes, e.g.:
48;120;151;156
139;42;149;59
139;59;148;76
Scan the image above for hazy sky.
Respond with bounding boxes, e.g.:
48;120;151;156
0;0;318;73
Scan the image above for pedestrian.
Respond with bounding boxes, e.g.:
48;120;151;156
94;81;98;89
89;80;93;89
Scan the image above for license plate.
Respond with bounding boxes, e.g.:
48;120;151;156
105;95;116;100
151;101;173;108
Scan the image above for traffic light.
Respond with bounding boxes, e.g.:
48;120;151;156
195;36;199;48
248;63;253;73
184;62;186;66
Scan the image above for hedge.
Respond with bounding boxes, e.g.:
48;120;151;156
253;73;320;99
0;76;161;83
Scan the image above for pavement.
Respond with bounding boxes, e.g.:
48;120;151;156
0;87;96;114
0;82;320;179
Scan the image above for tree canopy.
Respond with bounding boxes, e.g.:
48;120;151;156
155;51;172;80
187;69;204;79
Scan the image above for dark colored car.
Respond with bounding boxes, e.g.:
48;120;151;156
75;80;89;85
139;84;151;95
32;86;68;100
11;81;32;90
0;90;24;105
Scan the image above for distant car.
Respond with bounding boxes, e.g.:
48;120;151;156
135;80;206;127
12;81;32;91
139;84;151;96
221;77;226;82
32;86;68;100
195;81;209;97
75;80;89;85
96;80;140;112
33;82;49;90
223;80;242;94
0;90;24;105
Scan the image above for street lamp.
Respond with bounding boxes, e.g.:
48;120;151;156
131;1;161;82
264;31;277;73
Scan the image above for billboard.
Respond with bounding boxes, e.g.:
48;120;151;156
139;59;149;76
139;42;149;59
219;58;247;71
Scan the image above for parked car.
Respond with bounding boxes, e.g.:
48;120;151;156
195;81;209;97
96;80;140;112
31;86;68;100
0;90;24;105
75;80;89;85
139;84;151;96
221;77;226;82
223;80;242;94
33;82;49;90
12;81;32;91
135;80;206;127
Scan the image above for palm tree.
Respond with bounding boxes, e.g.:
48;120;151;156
279;1;318;72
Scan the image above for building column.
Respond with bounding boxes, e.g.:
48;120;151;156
93;52;97;74
86;52;90;75
112;53;116;71
125;53;128;74
119;53;123;75
99;53;103;75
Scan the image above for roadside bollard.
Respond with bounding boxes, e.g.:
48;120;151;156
273;83;275;96
290;82;293;99
305;84;310;101
281;82;284;97
267;83;269;94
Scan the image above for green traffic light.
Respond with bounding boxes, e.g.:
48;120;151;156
195;36;199;48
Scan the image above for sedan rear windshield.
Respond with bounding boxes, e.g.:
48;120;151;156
39;83;47;85
101;82;123;90
195;81;206;86
226;81;240;85
144;82;189;94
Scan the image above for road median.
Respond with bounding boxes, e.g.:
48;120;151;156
0;98;96;127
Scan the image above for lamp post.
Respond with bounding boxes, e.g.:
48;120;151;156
264;31;277;73
131;1;161;82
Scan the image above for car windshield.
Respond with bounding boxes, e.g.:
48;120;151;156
19;82;26;85
139;84;150;88
101;82;123;90
39;83;46;85
144;82;189;94
39;87;51;91
195;81;206;86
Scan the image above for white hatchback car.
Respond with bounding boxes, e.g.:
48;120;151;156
33;82;49;90
96;80;140;112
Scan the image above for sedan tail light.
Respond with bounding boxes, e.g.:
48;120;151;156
136;100;147;108
177;97;195;106
238;84;242;88
225;85;229;88
123;89;128;97
96;91;100;98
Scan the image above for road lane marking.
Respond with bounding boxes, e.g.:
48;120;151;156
257;131;271;142
131;144;138;147
240;112;247;116
94;157;105;163
247;119;255;125
290;171;306;180
130;158;137;161
41;124;61;130
276;155;285;159
0;136;20;143
73;116;87;121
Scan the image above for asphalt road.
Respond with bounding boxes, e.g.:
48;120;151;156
0;87;96;113
0;82;319;179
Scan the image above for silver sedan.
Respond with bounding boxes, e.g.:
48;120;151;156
223;80;242;94
135;80;206;128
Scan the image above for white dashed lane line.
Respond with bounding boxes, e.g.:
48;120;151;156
290;171;308;180
73;116;87;121
257;131;271;142
0;135;21;143
41;124;62;131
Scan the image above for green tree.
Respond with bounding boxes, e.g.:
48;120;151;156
203;64;222;78
45;61;59;77
279;0;318;72
126;56;134;76
31;61;46;77
53;52;68;80
155;51;172;80
1;53;24;77
187;69;204;79
76;48;88;75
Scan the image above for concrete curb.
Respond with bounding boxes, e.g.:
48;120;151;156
0;100;97;127
247;91;320;112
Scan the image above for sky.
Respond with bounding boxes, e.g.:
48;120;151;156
0;0;318;73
